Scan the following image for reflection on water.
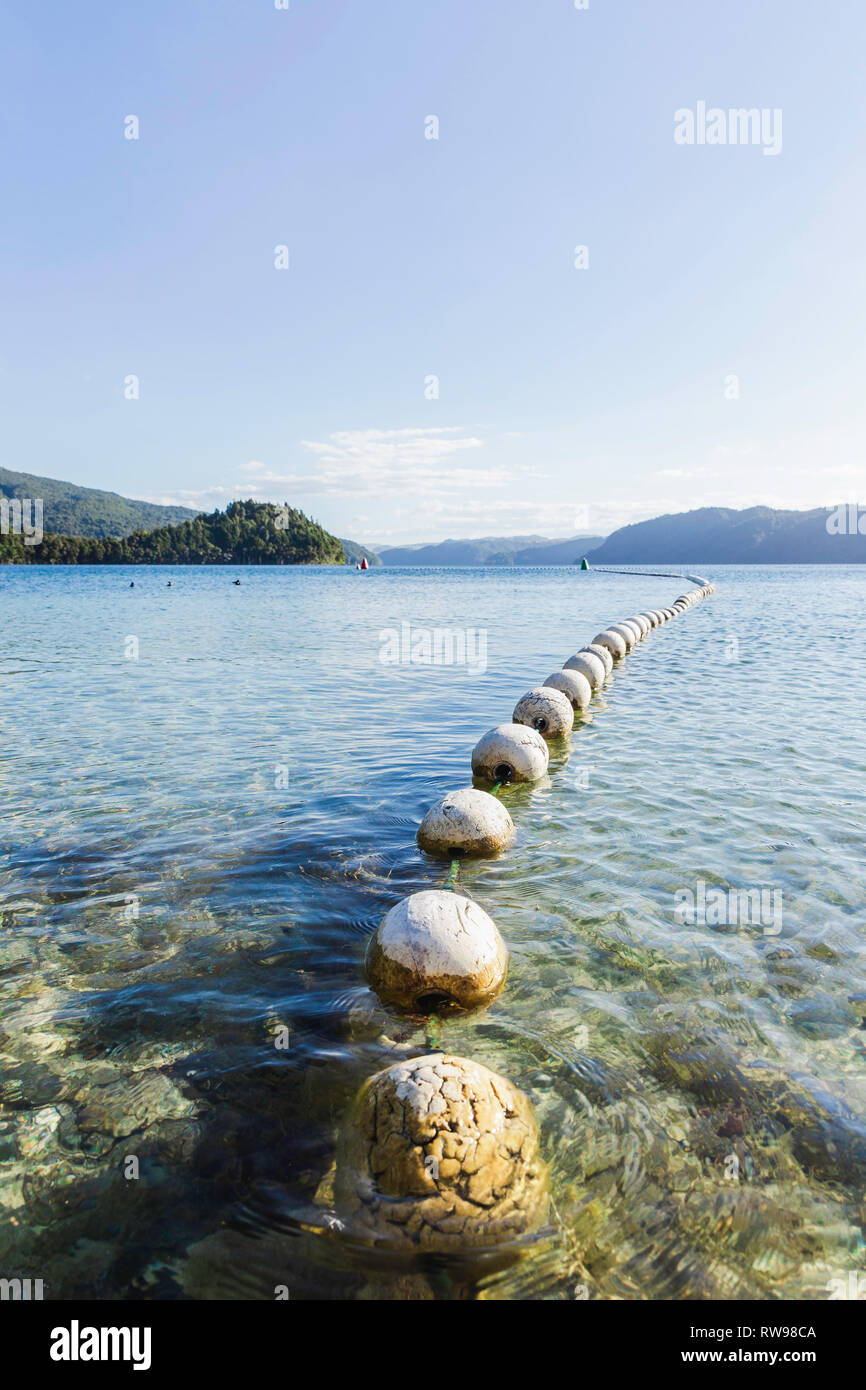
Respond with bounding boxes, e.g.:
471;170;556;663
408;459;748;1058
1;563;865;1300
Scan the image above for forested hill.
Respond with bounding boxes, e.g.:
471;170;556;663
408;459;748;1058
0;466;200;537
0;500;347;565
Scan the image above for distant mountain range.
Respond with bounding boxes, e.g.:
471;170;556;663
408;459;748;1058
375;534;604;566
586;506;865;564
2;467;860;566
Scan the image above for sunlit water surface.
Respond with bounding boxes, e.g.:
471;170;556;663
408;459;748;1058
1;563;865;1300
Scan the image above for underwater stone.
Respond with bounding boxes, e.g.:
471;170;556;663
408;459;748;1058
417;787;515;858
471;723;549;783
512;686;574;737
334;1053;549;1248
366;891;508;1014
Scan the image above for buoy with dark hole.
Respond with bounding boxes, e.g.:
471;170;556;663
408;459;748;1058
471;723;549;783
512;685;574;737
365;890;508;1014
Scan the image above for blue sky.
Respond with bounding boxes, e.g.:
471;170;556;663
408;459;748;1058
2;0;865;543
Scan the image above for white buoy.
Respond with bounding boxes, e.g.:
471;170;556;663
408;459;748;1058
563;650;605;690
365;890;508;1013
334;1053;549;1248
628;615;650;637
417;787;515;858
638;611;659;629
471;723;549;783
544;668;592;710
583;642;614;675
513;686;574;737
610;623;638;650
592;629;627;659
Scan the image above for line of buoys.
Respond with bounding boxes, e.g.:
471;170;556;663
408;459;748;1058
337;573;715;1250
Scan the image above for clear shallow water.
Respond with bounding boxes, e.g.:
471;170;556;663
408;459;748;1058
1;563;865;1301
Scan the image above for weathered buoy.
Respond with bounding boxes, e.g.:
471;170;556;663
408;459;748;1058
563;649;605;690
417;788;515;858
366;890;508;1014
628;615;650;637
513;686;574;737
638;611;659;629
543;668;592;710
592;629;627;659
471;723;549;783
583;642;614;675
334;1053;549;1248
609;623;638;650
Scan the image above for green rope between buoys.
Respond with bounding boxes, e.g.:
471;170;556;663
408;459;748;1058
442;781;503;892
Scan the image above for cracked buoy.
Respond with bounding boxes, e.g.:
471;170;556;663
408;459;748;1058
366;890;508;1014
562;650;605;690
512;685;574;737
417;787;515;858
544;668;593;710
334;1053;549;1249
471;723;549;783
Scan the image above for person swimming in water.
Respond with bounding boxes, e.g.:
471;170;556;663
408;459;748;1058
129;582;134;587
233;579;241;585
167;581;173;587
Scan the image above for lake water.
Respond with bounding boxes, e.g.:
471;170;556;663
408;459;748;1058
2;563;865;1301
